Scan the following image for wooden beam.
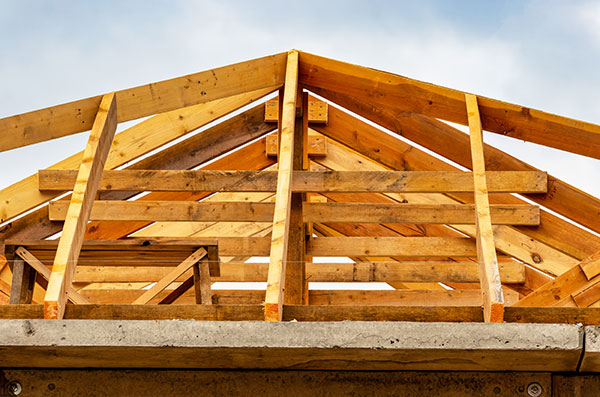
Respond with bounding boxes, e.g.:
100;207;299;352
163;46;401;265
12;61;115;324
71;259;525;284
44;93;118;319
265;98;328;123
0;52;286;152
308;237;476;257
514;251;600;307
299;51;600;159
132;248;207;305
48;200;540;226
0;89;274;225
49;201;276;222
310;89;600;254
8;258;35;304
466;94;504;323
39;169;548;193
284;91;308;305
265;134;326;157
15;247;88;304
312;112;581;275
197;257;213;305
303;202;539;225
265;50;299;321
81;288;519;307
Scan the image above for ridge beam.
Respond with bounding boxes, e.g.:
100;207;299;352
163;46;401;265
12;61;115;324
44;93;118;319
265;50;299;321
466;93;504;323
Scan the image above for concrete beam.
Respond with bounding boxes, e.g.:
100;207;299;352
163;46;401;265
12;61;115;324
0;320;583;371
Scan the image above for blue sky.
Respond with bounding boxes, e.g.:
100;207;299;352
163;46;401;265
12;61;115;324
0;0;599;198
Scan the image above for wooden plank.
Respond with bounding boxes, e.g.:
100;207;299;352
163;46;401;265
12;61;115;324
81;288;518;307
581;251;600;280
9;237;268;258
0;52;286;152
466;94;504;323
265;134;327;157
265;98;328;123
49;201;276;222
39;169;548;193
514;251;600;307
132;248;207;305
56;200;541;226
284;91;307;305
308;237;476;257
15;247;88;304
198;258;213;305
0;89;274;225
265;50;300;321
8;258;35;304
71;259;525;284
299;51;600;159
44;93;118;319
303;202;539;225
313;118;579;276
311;89;600;253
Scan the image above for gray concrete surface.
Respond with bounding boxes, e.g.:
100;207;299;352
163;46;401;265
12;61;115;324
0;320;585;371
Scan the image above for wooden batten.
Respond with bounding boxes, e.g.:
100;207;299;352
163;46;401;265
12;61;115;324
466;94;504;323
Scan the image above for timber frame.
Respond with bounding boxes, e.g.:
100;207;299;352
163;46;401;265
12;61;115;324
0;49;599;328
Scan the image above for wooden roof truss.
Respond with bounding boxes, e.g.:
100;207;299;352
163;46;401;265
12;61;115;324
0;50;599;324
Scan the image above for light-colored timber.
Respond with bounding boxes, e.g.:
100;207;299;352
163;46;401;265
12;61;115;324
44;93;118;319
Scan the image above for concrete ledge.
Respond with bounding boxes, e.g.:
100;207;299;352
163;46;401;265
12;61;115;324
580;326;600;372
0;320;584;371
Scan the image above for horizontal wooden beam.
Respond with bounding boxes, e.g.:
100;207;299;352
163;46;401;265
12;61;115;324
1;304;600;325
71;259;525;284
48;201;540;225
8;236;479;259
265;98;328;123
265;134;326;157
39;170;548;193
80;288;519;306
303;202;539;225
0;52;286;152
308;237;477;257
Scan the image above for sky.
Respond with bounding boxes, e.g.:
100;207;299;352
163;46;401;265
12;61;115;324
0;0;599;198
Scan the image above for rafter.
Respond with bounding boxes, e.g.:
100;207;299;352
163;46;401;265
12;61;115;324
310;88;600;250
0;53;286;152
299;51;600;159
0;89;274;225
44;93;118;319
466;94;504;323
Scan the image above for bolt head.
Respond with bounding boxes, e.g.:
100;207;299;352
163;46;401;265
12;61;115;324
527;382;543;397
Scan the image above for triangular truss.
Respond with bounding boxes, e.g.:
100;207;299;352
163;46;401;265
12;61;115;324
1;50;599;324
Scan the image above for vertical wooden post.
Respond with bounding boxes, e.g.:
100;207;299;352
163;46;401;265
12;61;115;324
285;92;308;305
44;93;118;319
9;258;35;304
265;50;299;321
465;93;505;323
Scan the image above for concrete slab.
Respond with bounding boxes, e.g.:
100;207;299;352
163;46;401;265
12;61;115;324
0;320;584;371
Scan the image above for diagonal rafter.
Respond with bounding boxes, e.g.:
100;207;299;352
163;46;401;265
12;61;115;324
466;94;504;323
0;52;286;152
299;51;600;159
44;93;118;319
